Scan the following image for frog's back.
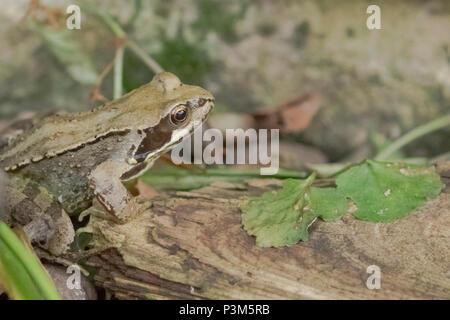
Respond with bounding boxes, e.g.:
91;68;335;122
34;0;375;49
0;72;213;171
0;83;161;171
0;115;38;154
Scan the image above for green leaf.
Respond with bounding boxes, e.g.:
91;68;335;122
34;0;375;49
309;187;348;222
0;239;42;300
0;222;61;300
241;173;348;247
242;176;313;247
336;160;444;222
241;160;443;247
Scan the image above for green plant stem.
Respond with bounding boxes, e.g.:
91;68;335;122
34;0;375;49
200;167;306;179
113;45;124;99
95;11;126;38
92;7;164;74
128;40;164;73
126;0;143;28
375;114;450;161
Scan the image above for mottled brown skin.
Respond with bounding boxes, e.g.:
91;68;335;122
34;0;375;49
0;72;214;255
16;131;135;216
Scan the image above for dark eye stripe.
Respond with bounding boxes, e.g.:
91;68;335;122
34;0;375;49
133;115;173;163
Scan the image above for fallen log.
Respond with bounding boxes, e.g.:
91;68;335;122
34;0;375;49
84;164;450;299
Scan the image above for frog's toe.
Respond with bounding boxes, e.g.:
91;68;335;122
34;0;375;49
112;196;152;224
44;206;75;256
135;195;152;208
23;215;55;244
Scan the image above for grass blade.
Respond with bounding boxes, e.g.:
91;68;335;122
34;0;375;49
0;222;61;300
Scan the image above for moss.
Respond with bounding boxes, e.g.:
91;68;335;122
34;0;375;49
426;84;448;107
191;0;249;43
154;1;171;18
292;21;311;48
257;22;277;37
368;74;383;86
151;35;214;85
122;50;154;92
346;27;355;38
442;44;450;64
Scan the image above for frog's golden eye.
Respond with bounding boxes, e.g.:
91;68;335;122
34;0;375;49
170;104;189;125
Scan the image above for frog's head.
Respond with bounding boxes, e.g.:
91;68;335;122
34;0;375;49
130;72;215;165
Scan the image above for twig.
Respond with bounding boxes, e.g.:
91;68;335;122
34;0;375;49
97;57;115;86
90;57;116;103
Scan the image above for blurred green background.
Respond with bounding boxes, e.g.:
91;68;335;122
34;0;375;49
0;0;449;163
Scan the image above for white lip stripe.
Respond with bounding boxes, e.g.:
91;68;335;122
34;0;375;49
139;100;213;163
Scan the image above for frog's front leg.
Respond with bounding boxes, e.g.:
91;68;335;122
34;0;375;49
88;162;150;224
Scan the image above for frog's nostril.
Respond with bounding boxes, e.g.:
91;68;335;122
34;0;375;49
198;98;207;107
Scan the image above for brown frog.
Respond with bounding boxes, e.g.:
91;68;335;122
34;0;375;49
0;72;214;255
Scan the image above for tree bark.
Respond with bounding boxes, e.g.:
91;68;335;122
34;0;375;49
85;164;450;300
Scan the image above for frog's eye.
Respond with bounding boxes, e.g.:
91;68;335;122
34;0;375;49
170;104;189;125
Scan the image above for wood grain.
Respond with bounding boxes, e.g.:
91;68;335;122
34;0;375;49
85;168;450;300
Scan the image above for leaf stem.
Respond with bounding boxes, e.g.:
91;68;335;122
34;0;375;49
95;11;126;38
375;114;450;161
294;171;317;209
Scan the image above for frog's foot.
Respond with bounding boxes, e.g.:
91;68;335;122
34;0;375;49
85;196;152;224
80;199;116;223
120;195;152;223
22;207;74;256
135;195;152;210
43;204;75;256
23;215;55;245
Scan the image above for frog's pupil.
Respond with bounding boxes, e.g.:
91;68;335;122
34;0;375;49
176;109;186;121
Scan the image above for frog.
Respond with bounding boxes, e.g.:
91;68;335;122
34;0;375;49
0;72;214;255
